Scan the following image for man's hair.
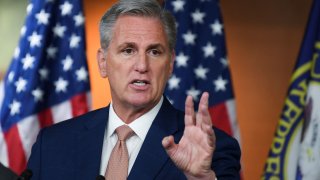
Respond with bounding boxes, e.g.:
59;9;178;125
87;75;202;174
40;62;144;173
99;0;176;50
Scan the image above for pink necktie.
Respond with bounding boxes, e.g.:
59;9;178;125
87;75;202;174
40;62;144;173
105;125;134;180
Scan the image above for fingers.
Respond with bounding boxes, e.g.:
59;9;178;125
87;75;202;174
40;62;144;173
196;92;215;149
184;95;195;126
162;135;178;157
205;125;216;148
197;92;212;127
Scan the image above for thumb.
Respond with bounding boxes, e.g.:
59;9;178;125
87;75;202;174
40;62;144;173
162;135;177;157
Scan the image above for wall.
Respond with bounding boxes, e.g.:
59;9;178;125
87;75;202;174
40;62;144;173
220;0;312;178
0;0;27;78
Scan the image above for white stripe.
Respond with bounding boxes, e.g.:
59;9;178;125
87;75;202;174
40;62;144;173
17;115;40;160
0;81;9;166
51;100;72;123
0;125;9;167
86;92;92;111
226;99;241;145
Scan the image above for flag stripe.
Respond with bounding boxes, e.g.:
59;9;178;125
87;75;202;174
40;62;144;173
17;115;40;160
51;100;73;124
86;92;92;111
71;93;89;117
0;125;9;167
0;82;7;166
209;103;233;136
226;100;241;142
38;108;54;128
3;125;27;174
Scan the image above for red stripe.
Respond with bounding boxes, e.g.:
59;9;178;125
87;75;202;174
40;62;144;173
3;125;26;174
38;108;54;128
209;103;233;136
71;93;89;117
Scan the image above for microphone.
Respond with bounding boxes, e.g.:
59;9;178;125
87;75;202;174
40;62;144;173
96;175;105;180
18;169;33;180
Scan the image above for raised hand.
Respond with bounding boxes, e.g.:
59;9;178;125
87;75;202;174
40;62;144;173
162;92;216;179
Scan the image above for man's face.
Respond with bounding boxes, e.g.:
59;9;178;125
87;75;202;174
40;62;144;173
98;15;174;113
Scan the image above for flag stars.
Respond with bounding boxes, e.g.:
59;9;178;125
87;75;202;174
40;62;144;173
32;88;44;102
20;26;26;36
26;4;33;15
60;1;73;16
15;77;27;93
62;55;73;71
53;23;67;38
9;100;21;116
182;31;197;45
202;42;216;58
22;53;35;70
194;65;209;80
47;45;58;59
175;52;189;67
220;57;229;68
210;20;223;35
8;72;15;83
39;67;49;80
191;9;206;24
168;75;181;90
214;76;228;92
28;31;42;48
186;87;201;101
73;13;85;26
54;77;69;93
171;0;185;12
76;67;88;81
35;9;50;25
70;34;81;48
14;47;20;59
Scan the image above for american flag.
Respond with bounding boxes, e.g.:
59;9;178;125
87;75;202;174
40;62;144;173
164;0;241;142
0;0;90;174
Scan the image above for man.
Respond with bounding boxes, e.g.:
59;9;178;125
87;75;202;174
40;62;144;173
27;0;241;179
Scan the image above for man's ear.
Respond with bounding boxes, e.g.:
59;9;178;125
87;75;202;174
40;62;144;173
97;48;108;78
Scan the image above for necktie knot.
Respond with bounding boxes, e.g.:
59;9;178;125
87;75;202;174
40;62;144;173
116;125;134;141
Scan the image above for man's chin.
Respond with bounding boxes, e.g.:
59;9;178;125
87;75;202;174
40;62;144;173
127;96;157;109
128;99;150;108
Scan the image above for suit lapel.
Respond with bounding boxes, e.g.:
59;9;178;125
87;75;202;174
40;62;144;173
128;98;181;180
75;107;109;180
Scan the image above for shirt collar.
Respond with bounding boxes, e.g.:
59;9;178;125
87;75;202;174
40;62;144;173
107;96;163;140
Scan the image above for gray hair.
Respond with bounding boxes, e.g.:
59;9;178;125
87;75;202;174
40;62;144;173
99;0;177;50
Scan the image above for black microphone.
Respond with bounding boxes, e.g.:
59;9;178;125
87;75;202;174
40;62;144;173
18;169;33;180
96;175;105;180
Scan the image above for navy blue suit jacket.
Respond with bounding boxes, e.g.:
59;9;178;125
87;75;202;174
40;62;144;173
27;98;241;179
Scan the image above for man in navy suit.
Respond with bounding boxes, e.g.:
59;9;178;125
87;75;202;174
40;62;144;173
27;0;241;179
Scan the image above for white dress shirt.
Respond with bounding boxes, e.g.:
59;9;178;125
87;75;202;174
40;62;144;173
99;97;163;175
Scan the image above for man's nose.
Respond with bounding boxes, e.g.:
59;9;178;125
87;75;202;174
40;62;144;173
134;53;148;73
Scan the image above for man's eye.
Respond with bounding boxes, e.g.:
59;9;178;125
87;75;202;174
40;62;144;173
122;48;134;55
149;49;161;56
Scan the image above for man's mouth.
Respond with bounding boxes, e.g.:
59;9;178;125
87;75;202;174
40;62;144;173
132;80;149;86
